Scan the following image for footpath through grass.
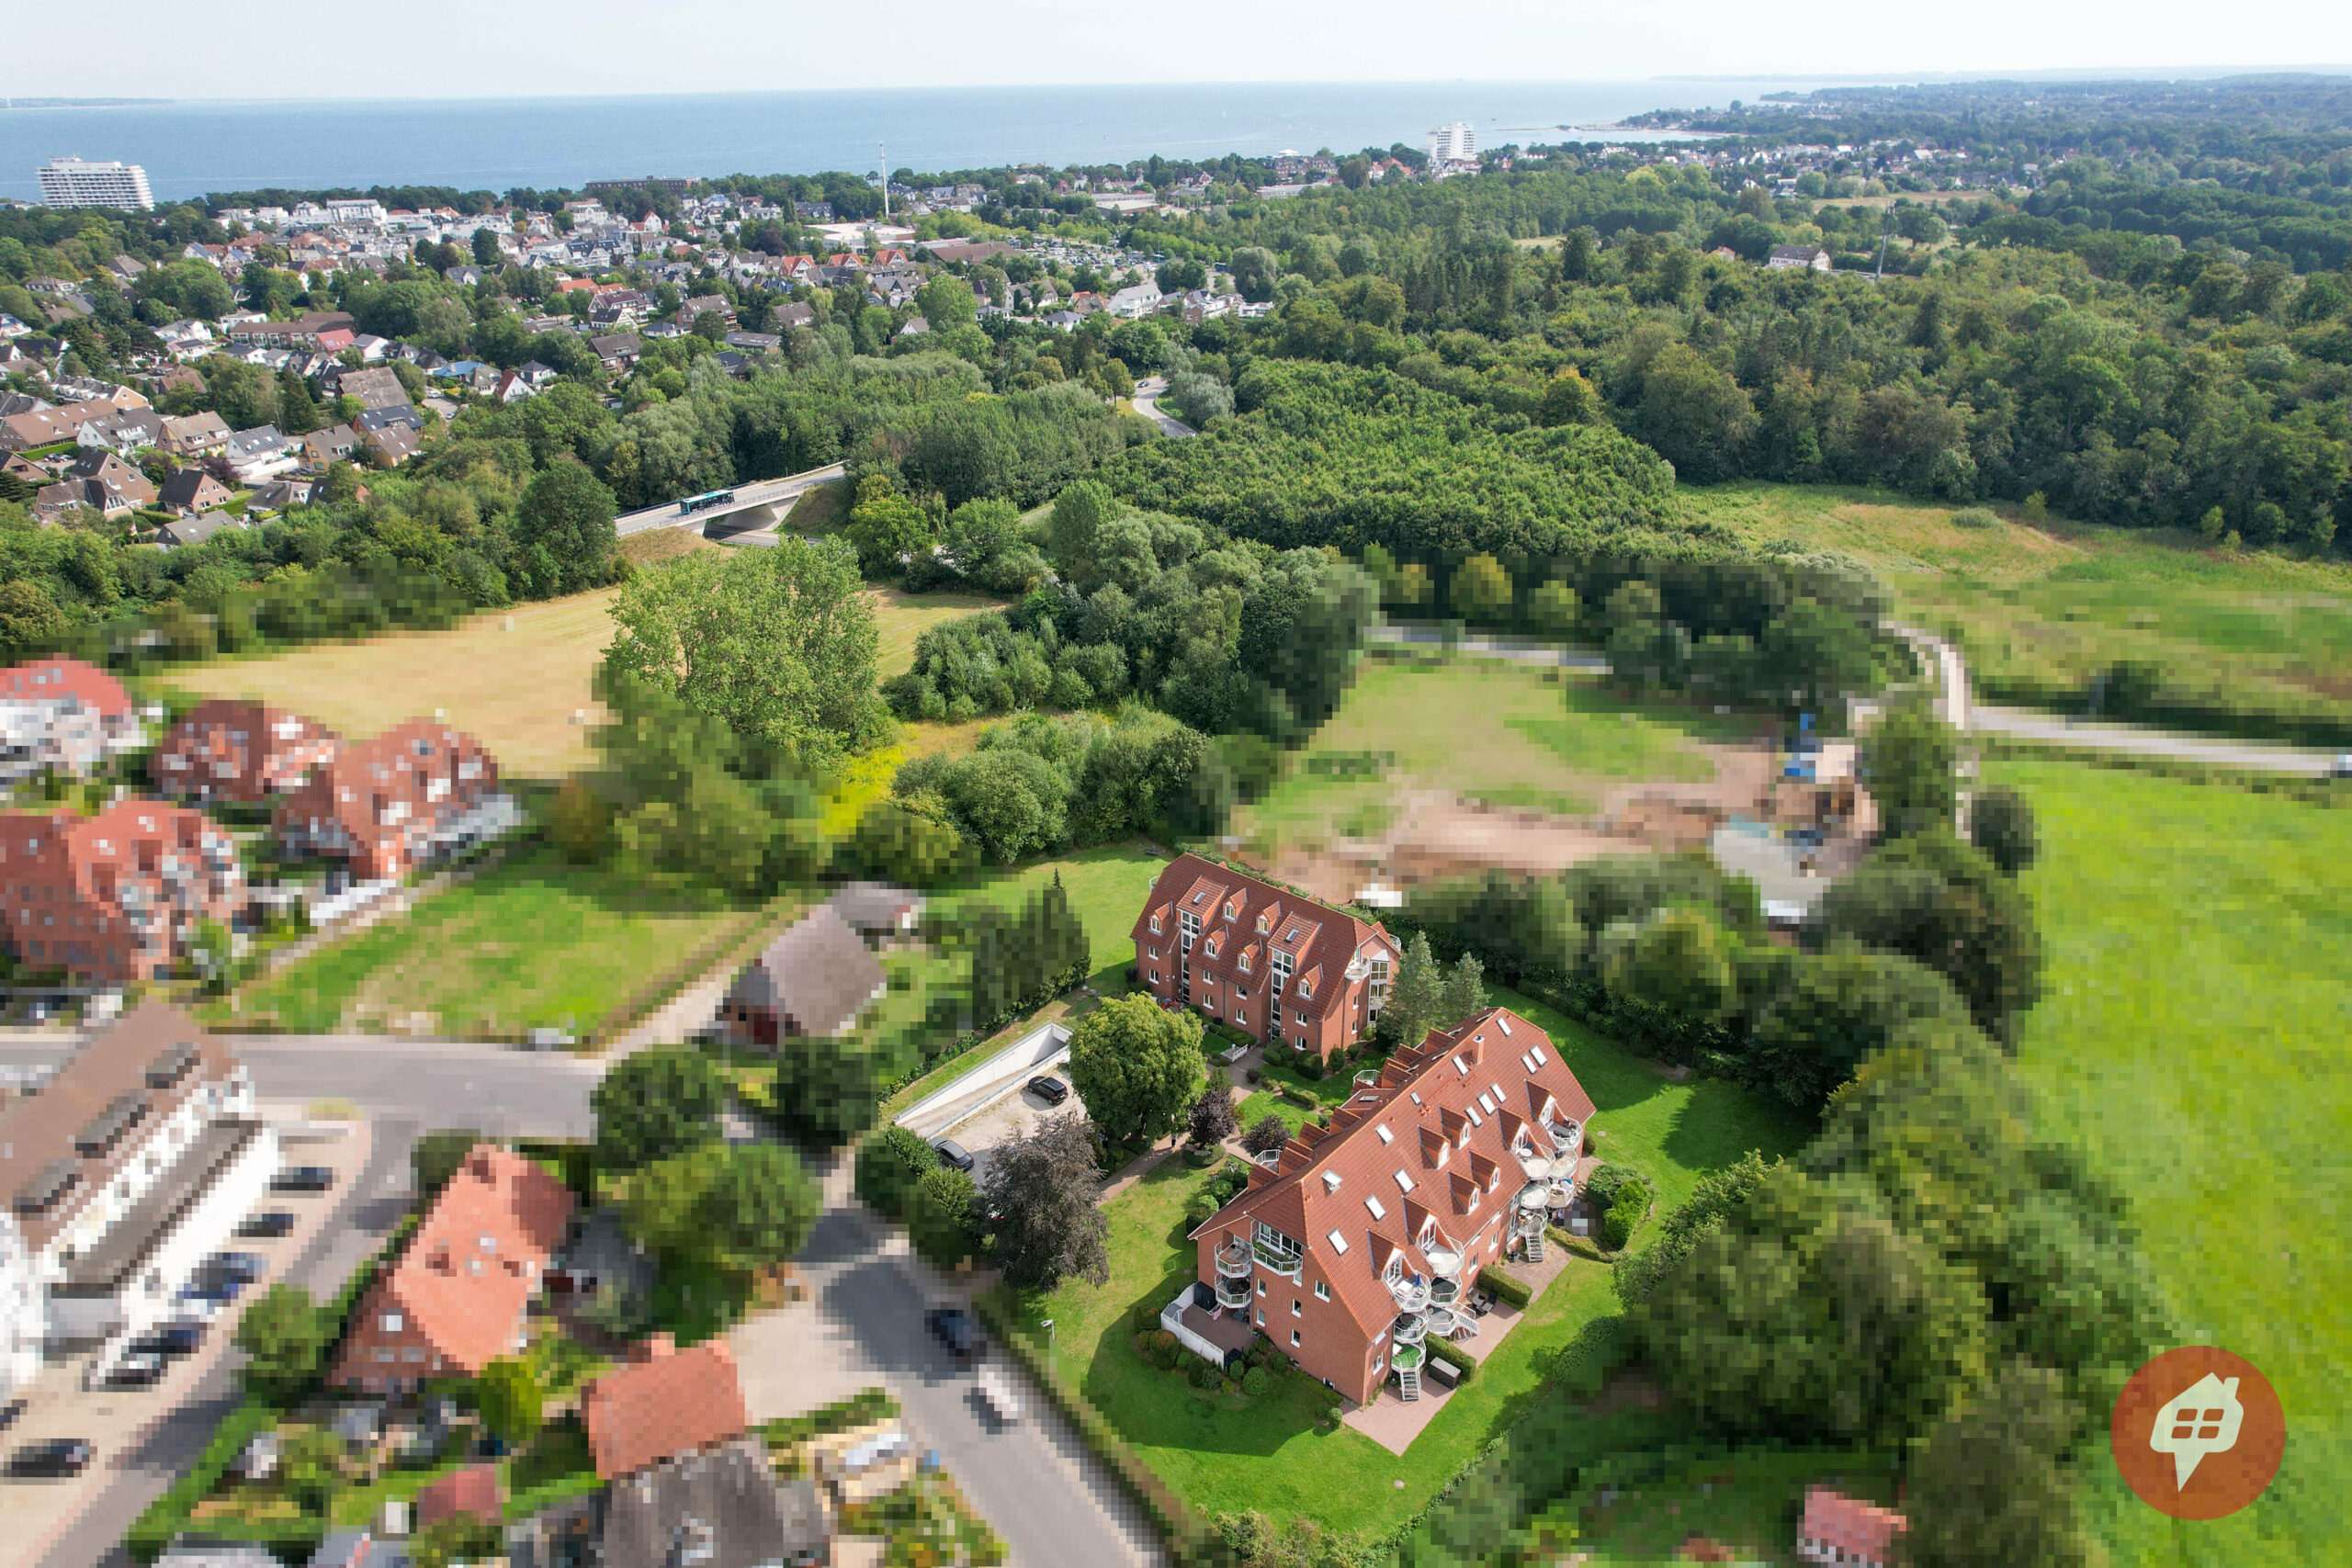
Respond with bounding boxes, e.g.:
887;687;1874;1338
228;847;758;1038
1993;759;2350;1567
999;985;1811;1539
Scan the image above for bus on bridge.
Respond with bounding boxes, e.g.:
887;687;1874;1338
676;488;739;515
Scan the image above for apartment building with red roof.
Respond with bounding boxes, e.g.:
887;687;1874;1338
153;699;339;805
331;1145;575;1396
275;717;513;881
1189;1007;1595;1406
0;656;144;784
1130;852;1397;1063
0;800;243;983
582;1334;751;1480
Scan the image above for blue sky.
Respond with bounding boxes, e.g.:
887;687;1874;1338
27;0;2352;101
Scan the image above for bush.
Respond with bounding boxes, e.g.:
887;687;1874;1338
1477;1265;1533;1310
1951;506;1999;530
853;1125;939;1220
1241;1366;1270;1396
1600;1179;1651;1251
1582;1162;1645;1208
908;1164;979;1267
1190;1358;1224;1391
1149;1330;1181;1371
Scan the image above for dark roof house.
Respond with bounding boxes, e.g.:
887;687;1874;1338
722;905;883;1047
599;1438;822;1568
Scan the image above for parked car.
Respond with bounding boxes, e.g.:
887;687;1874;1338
132;1322;207;1358
1025;1075;1069;1106
235;1211;297;1239
932;1139;974;1172
207;1251;267;1283
271;1166;335;1192
975;1360;1023;1423
105;1354;166;1389
925;1306;982;1359
0;1398;23;1432
8;1438;94;1477
177;1274;243;1304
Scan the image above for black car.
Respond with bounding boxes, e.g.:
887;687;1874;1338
1025;1075;1069;1106
271;1166;335;1192
8;1438;94;1477
132;1322;207;1358
105;1354;166;1390
925;1306;982;1359
932;1139;974;1172
207;1251;267;1283
235;1211;297;1239
0;1399;23;1431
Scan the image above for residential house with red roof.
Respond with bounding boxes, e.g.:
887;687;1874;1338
275;718;514;881
0;657;145;785
582;1334;751;1480
1796;1487;1907;1567
0;800;244;982
1130;852;1397;1063
1188;1007;1594;1406
154;700;338;805
330;1145;575;1396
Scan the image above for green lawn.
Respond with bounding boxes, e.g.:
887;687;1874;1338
226;848;761;1037
1240;655;1740;851
1990;760;2350;1567
999;986;1812;1540
933;842;1170;994
1685;481;2352;738
1568;1446;1897;1566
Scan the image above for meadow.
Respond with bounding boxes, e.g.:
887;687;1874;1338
1238;654;1740;852
1685;483;2352;741
1990;759;2350;1566
223;847;769;1039
997;983;1814;1540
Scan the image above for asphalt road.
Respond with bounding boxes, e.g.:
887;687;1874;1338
792;1208;1165;1568
612;462;845;536
1127;377;1195;439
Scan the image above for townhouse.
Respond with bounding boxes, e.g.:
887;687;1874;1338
0;657;145;784
1130;853;1396;1062
0;798;244;983
330;1145;574;1395
275;717;513;880
153;700;339;805
0;399;126;452
0;1004;273;1395
1189;1007;1595;1406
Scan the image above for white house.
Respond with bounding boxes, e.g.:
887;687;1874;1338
1107;281;1164;320
220;425;300;486
0;1005;278;1394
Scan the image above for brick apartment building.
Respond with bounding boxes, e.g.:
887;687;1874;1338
153;699;339;805
275;717;513;880
0;799;244;983
1188;1007;1596;1407
0;657;146;784
331;1145;574;1396
1130;853;1397;1062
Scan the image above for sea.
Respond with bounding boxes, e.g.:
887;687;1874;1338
0;79;1872;204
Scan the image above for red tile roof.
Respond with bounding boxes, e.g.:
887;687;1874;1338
0;656;132;718
1130;852;1394;1033
582;1336;751;1480
1799;1487;1907;1564
413;1462;503;1527
1194;1006;1595;1340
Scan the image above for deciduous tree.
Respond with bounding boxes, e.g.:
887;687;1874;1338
980;1113;1109;1290
1067;993;1204;1145
593;1048;725;1171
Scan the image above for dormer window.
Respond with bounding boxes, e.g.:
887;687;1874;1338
1150;914;1161;933
1257;915;1271;933
1240;952;1251;973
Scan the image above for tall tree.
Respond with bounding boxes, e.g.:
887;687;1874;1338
980;1114;1110;1290
1438;952;1487;1028
233;1283;333;1404
1378;931;1445;1048
512;461;618;596
1969;784;2039;875
474;1355;545;1448
1066;992;1204;1145
1904;1360;2091;1568
1188;1081;1238;1148
700;1142;822;1269
1862;702;1959;837
592;1048;724;1171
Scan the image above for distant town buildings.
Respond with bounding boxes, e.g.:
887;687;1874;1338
1424;122;1477;167
37;158;154;211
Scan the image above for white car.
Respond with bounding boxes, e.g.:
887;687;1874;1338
976;1362;1022;1424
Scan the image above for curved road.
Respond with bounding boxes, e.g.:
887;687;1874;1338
1127;377;1196;439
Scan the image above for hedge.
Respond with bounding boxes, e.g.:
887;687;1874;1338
971;1290;1221;1564
762;1388;901;1454
1476;1265;1533;1310
125;1400;279;1563
1425;1335;1477;1382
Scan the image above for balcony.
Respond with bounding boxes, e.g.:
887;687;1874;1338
1422;1242;1464;1279
1213;1239;1252;1280
1388;1275;1430;1314
1215;1277;1251;1310
1391;1311;1426;1346
1428;1275;1461;1308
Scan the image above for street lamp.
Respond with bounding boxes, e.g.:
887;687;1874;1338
1041;1318;1056;1371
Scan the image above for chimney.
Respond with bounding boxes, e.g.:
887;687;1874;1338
632;1332;675;1363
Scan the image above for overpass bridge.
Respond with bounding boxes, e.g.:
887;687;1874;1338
614;462;845;540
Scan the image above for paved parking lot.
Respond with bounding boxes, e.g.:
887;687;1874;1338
934;1077;1081;1183
6;1112;387;1568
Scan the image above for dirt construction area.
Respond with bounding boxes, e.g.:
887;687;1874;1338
1233;655;1871;906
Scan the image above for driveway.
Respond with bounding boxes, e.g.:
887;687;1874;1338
936;1080;1082;1185
1127;377;1195;439
732;1202;1163;1568
14;1112;416;1568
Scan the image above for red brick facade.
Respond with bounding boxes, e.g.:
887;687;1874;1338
154;699;339;804
275;718;502;881
1190;1008;1596;1407
1129;853;1395;1063
0;801;243;983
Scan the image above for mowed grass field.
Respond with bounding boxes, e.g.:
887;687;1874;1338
998;981;1813;1537
1238;654;1740;849
1686;482;2352;731
159;574;1005;781
1991;760;2351;1565
226;848;765;1038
